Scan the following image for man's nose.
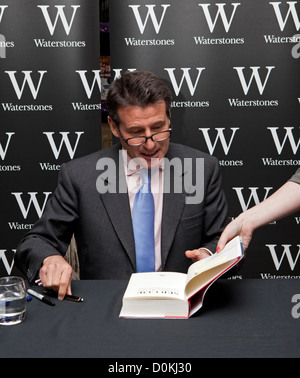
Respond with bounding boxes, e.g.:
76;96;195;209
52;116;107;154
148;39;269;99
144;135;156;149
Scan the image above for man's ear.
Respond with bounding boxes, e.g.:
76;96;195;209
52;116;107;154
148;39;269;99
107;116;119;138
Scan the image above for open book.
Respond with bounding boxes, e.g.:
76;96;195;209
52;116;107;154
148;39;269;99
119;236;244;318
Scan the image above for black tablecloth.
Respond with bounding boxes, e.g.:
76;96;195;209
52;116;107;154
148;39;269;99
0;279;299;358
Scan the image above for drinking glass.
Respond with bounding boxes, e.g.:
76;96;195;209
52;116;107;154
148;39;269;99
0;276;26;325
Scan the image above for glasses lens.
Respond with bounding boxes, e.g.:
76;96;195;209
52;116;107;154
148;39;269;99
126;130;171;146
126;137;145;146
152;131;170;142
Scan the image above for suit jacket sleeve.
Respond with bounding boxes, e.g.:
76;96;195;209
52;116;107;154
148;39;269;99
15;163;79;283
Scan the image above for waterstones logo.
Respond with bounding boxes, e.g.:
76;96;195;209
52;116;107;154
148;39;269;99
72;70;102;111
266;244;300;271
2;70;53;112
194;36;244;45
165;68;210;108
265;2;300;49
0;249;16;275
268;127;300;154
34;39;85;48
262;127;300;166
43;131;84;161
194;3;244;46
9;191;52;232
269;1;300;32
198;127;243;166
34;5;85;48
264;34;300;43
228;66;278;107
5;70;46;100
12;192;52;219
233;187;274;212
262;127;300;167
125;4;175;46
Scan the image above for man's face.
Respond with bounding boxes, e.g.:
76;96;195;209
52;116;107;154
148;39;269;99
108;101;171;169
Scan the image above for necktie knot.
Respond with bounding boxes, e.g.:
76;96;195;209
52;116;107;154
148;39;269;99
140;168;150;183
139;168;151;193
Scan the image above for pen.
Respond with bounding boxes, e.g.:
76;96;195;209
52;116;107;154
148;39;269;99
42;289;83;302
27;289;55;306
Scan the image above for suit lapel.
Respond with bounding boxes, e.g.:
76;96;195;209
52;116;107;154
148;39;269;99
160;145;186;269
98;144;136;269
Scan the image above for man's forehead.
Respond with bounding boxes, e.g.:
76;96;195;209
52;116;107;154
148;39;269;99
117;102;167;121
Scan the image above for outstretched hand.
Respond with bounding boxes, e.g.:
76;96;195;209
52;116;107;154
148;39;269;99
216;218;254;253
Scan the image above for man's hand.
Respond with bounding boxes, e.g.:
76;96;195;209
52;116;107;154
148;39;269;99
185;248;211;263
40;255;73;300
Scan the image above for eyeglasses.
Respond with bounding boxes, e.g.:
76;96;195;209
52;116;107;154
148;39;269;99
119;128;172;146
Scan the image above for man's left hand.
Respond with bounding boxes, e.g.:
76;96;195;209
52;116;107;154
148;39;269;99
185;248;211;263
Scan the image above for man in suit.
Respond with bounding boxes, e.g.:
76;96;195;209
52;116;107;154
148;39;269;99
15;71;228;299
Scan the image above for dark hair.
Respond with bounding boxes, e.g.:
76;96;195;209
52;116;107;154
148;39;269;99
107;71;172;126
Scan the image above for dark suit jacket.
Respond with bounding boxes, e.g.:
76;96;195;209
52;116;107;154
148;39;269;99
15;142;228;283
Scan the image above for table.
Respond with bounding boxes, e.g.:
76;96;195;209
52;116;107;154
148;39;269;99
0;279;299;358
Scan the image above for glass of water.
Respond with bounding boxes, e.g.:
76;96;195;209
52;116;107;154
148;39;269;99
0;276;26;325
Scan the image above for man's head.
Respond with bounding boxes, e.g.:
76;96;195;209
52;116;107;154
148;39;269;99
107;70;171;126
107;71;172;168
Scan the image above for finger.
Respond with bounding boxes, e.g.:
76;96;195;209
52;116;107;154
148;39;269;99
57;266;73;300
40;256;73;299
217;224;239;252
185;250;197;260
185;249;210;262
40;264;55;289
66;284;72;296
216;236;228;252
49;265;64;292
40;256;63;289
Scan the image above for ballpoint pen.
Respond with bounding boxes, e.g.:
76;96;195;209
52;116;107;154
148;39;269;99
42;289;83;302
27;289;55;306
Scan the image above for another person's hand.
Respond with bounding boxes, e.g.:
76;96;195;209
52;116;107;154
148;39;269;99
217;181;300;253
40;255;73;300
216;216;254;252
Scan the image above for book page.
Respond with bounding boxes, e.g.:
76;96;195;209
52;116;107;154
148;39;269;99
185;259;239;299
185;236;243;298
122;272;187;301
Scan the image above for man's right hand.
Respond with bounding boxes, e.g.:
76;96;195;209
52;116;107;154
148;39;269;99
40;255;73;300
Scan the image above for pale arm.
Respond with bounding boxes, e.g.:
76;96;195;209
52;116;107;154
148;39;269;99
217;181;300;251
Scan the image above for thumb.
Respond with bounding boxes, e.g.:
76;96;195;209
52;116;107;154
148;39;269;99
216;233;229;252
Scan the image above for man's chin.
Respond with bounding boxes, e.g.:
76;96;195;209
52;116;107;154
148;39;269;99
130;155;161;169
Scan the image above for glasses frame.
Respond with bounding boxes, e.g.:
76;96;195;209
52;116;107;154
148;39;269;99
118;128;172;147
